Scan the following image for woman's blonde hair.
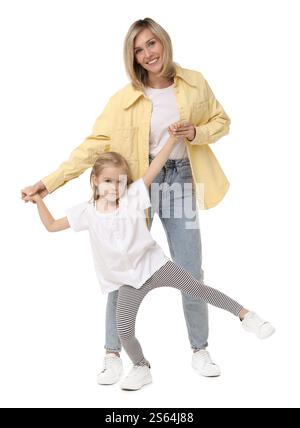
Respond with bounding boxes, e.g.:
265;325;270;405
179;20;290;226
124;17;176;90
90;152;133;203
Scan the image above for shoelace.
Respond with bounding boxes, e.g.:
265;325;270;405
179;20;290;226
124;365;147;380
197;351;215;366
101;357;113;373
248;313;267;328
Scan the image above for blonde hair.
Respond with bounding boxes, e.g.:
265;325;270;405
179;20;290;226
90;152;133;203
123;17;176;90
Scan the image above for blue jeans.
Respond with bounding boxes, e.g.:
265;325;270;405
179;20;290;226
105;156;209;352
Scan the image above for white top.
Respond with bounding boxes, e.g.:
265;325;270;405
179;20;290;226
65;178;170;294
144;83;188;160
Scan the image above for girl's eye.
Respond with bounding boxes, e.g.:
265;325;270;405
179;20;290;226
105;179;111;183
149;40;155;46
135;48;142;54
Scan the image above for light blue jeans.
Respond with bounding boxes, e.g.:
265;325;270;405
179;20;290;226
105;155;209;352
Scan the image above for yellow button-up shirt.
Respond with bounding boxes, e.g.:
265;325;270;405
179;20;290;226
42;65;231;222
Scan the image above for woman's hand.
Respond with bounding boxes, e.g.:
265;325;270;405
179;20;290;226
21;180;49;203
169;120;196;141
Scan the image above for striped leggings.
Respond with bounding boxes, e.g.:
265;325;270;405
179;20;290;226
116;260;244;367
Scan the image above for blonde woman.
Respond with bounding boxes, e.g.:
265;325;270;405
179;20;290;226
22;18;232;384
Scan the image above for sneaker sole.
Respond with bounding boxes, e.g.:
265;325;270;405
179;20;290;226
97;379;121;385
121;377;152;391
97;372;123;386
257;326;276;339
193;367;221;378
243;323;276;339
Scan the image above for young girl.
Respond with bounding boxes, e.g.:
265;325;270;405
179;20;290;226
28;130;275;391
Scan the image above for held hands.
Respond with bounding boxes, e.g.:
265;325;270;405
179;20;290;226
168;120;196;142
21;180;49;203
26;193;42;204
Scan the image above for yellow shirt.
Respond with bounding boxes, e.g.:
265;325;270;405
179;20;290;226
42;65;231;226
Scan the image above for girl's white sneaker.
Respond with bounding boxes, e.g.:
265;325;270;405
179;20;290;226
120;365;152;391
242;312;275;339
97;355;123;385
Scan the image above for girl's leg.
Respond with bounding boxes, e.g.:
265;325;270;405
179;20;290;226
117;259;244;368
153;261;244;316
117;282;155;367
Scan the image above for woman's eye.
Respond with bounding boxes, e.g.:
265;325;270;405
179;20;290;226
149;40;155;46
135;49;142;54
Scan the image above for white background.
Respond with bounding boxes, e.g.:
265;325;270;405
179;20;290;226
1;0;299;408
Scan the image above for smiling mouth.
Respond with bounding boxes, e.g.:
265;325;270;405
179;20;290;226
147;58;159;65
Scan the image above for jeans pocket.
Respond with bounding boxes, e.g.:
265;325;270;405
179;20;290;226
178;163;193;180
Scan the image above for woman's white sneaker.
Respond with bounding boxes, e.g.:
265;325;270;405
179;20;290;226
120;365;152;391
242;312;275;339
97;354;123;385
192;350;221;377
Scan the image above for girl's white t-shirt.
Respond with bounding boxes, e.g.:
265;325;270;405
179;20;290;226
144;83;188;160
65;178;170;294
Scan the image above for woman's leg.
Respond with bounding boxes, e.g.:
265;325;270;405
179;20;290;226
97;291;123;386
105;290;122;354
149;156;208;351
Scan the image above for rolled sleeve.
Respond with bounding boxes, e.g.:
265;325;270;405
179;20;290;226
189;79;231;146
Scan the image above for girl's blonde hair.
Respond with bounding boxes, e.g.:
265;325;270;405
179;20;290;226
123;17;176;90
90;152;133;203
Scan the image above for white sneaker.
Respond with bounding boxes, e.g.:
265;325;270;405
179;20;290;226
192;349;221;377
97;354;123;385
120;365;152;391
242;311;275;339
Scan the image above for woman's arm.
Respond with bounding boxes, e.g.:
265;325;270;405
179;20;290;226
143;134;177;187
29;194;70;232
170;79;231;146
190;78;231;146
36;97;115;196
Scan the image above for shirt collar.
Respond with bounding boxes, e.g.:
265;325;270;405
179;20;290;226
122;64;197;110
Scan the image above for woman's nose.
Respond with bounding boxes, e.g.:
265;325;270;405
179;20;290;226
144;47;152;58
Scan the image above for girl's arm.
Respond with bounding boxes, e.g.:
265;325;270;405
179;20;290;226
143;133;177;187
29;194;70;232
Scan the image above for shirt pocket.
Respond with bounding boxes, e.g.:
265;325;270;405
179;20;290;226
111;126;139;161
190;99;210;126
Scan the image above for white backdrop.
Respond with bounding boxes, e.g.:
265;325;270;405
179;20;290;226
1;0;299;408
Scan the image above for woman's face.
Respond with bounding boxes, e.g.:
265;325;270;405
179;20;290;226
134;28;164;76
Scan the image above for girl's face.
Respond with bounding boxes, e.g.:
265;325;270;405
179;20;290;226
94;166;128;203
134;28;164;77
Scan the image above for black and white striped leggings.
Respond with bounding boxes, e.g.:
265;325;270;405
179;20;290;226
116;260;244;367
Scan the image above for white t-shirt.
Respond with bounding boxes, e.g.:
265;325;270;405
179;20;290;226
65;178;170;294
144;83;188;160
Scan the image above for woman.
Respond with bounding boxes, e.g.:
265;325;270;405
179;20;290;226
22;18;231;385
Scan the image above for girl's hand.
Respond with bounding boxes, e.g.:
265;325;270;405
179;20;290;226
28;193;42;204
169;120;196;141
167;128;178;143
